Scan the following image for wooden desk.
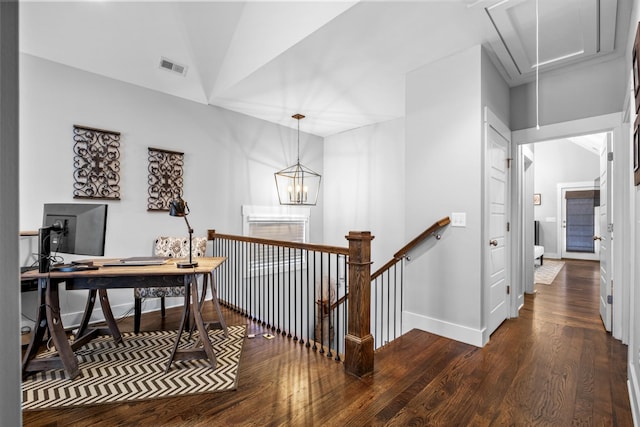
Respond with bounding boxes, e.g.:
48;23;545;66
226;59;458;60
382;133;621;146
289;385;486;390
21;257;227;380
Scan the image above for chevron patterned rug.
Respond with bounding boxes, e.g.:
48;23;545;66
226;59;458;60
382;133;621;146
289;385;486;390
22;325;246;410
535;260;565;285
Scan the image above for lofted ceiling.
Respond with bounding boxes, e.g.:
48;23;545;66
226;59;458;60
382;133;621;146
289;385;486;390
19;0;630;137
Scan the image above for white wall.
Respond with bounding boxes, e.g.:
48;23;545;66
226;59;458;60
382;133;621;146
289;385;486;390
323;118;405;268
0;2;21;425
531;139;600;257
404;46;484;346
19;54;324;328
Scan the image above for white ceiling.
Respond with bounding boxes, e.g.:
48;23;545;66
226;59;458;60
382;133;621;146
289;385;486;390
19;0;630;137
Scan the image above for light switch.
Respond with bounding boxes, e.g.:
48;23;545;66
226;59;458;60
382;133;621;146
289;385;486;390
451;212;466;227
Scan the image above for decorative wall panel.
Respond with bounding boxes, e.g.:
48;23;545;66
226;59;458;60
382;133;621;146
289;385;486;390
73;125;121;200
147;147;184;211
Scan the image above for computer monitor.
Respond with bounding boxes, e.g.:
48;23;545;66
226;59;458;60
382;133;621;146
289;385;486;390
42;203;108;257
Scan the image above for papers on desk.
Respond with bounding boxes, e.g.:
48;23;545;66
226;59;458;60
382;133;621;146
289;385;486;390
102;257;168;267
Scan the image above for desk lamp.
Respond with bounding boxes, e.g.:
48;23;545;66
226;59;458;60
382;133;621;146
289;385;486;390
169;196;198;268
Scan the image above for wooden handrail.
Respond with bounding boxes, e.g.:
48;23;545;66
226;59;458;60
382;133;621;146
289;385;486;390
371;216;450;280
322;217;450;311
207;229;350;256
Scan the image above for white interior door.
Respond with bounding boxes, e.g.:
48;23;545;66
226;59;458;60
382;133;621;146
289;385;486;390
599;135;612;331
485;109;510;336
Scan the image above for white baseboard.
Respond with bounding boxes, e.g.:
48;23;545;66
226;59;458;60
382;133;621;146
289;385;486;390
403;310;485;347
629;362;640;427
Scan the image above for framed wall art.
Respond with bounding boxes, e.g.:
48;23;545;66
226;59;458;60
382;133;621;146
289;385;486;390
72;124;121;200
635;115;640;186
147;147;184;211
634;22;640;113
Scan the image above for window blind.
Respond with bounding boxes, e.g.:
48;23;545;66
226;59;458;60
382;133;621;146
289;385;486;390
248;221;305;243
247;220;306;271
565;191;597;253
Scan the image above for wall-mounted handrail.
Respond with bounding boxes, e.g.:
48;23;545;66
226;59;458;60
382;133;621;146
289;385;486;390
371;216;450;280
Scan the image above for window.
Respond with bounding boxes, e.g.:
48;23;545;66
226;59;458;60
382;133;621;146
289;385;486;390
565;190;599;253
242;206;310;271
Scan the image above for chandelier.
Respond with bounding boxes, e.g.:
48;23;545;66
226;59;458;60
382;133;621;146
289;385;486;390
274;114;321;206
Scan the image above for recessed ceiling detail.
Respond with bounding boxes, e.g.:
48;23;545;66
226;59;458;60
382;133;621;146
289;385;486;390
486;0;618;84
18;1;626;137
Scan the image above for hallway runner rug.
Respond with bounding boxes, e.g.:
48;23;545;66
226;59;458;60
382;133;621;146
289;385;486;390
534;260;565;285
22;325;246;410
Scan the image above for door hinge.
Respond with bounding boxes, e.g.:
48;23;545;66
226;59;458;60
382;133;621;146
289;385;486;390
607;295;613;304
608;152;613;161
507;222;510;232
607;223;614;233
506;158;512;168
507;285;511;295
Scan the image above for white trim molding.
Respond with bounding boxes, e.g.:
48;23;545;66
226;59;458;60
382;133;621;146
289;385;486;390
403;310;486;348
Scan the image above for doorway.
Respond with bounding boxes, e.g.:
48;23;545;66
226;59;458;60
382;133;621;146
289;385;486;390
511;113;625;340
524;135;607;330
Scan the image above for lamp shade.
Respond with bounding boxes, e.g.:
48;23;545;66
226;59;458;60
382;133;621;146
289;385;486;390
274;113;321;206
168;195;197;268
169;196;187;217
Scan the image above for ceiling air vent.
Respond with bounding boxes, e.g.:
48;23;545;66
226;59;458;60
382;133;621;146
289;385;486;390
159;57;187;77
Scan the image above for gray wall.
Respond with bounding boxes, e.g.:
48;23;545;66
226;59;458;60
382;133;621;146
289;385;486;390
0;2;21;425
482;46;510;126
322;118;405;269
532;139;599;257
404;45;493;346
510;58;627;131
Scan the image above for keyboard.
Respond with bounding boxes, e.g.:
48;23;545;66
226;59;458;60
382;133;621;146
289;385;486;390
51;264;99;272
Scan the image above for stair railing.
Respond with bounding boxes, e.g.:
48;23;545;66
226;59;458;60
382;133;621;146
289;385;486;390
207;229;359;368
207;218;448;375
369;217;450;348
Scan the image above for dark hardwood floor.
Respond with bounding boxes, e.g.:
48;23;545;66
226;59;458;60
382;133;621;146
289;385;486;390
23;259;632;426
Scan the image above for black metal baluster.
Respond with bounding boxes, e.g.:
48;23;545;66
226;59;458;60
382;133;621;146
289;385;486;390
312;251;318;351
375;276;379;348
334;253;340;361
276;245;281;334
387;268;391;346
400;259;404;339
392;263;397;341
244;242;248;318
270;245;275;331
326;254;332;358
265;243;270;327
343;254;349;354
292;247;297;341
286;247;292;338
303;249;309;347
319;255;324;354
233;239;238;312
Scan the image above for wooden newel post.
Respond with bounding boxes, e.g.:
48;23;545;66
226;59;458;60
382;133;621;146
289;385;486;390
344;231;374;377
